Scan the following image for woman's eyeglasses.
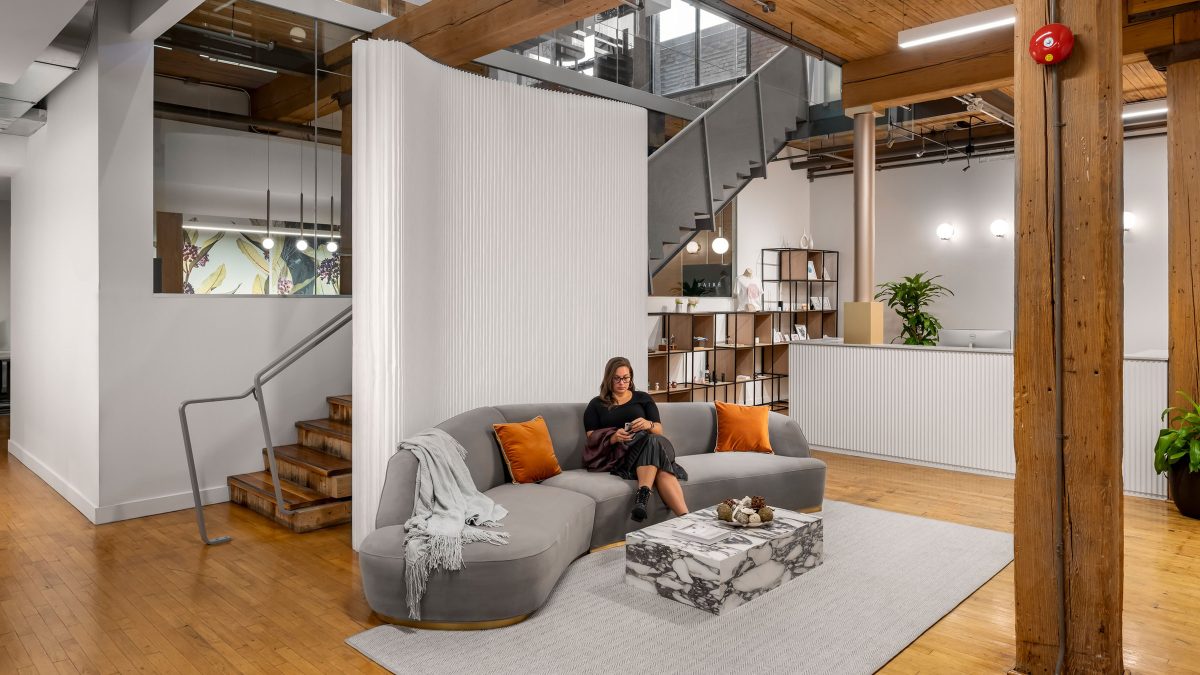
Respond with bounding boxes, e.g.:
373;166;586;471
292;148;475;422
611;375;632;384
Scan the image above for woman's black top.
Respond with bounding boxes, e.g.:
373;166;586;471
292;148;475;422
584;391;660;432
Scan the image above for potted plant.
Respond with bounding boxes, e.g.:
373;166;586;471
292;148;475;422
674;298;684;313
1155;390;1200;519
874;272;954;346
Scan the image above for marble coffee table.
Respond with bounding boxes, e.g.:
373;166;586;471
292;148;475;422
624;506;823;614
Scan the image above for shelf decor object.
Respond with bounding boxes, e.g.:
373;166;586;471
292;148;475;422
644;247;840;413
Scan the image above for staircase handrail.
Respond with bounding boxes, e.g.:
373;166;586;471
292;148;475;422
178;305;353;545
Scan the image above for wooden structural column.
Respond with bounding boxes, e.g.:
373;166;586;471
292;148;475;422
1161;13;1200;409
1012;0;1124;673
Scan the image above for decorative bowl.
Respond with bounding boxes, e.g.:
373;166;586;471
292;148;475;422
716;496;774;527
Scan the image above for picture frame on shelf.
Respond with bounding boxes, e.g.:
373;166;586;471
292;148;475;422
791;333;802;341
797;325;809;340
807;261;817;280
821;296;833;311
810;296;821;311
773;330;784;343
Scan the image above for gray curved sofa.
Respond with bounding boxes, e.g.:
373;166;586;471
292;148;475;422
359;402;826;627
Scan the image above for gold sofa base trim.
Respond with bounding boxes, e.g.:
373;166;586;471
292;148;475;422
375;612;531;631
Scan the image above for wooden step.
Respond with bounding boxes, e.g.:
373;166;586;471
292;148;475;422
296;419;352;460
228;471;350;533
327;395;352;424
263;445;352;498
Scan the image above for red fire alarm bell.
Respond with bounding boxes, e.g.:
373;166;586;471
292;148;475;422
1029;23;1074;64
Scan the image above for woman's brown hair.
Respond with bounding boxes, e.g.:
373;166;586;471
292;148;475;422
599;356;637;407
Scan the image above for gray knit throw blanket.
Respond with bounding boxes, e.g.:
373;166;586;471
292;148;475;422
401;428;509;619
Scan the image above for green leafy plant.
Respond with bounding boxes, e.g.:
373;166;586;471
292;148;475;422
874;272;954;345
682;279;707;296
1155;391;1200;474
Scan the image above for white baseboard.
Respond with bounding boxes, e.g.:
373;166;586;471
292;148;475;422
8;439;100;524
813;445;1017;479
8;439;232;524
93;485;229;524
814;445;1169;501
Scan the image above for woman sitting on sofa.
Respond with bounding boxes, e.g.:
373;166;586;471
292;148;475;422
583;356;688;522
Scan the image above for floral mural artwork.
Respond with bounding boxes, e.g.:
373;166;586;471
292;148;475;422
182;229;230;294
179;215;342;295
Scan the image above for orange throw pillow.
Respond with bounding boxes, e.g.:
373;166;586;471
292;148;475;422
714;401;773;453
493;416;563;484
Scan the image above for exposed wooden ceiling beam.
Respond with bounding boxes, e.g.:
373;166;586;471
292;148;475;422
371;0;622;67
842;17;1176;110
1129;0;1200;22
251;65;349;124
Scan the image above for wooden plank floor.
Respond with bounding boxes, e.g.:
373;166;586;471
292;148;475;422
3;425;1200;673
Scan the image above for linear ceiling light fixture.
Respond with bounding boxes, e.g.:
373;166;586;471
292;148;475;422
183;224;341;239
1122;99;1168;119
197;54;278;74
898;6;1015;49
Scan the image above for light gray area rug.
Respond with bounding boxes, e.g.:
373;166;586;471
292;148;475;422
347;501;1012;675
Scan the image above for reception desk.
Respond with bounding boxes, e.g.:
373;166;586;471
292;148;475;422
788;341;1168;499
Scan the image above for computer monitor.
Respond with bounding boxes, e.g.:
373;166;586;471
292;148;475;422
938;329;1012;349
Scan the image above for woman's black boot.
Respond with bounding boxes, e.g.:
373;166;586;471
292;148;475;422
631;486;651;522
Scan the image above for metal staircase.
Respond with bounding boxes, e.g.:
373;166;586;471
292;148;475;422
648;47;809;277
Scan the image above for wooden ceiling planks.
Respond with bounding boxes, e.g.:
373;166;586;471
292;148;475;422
717;0;1012;61
1123;59;1168;102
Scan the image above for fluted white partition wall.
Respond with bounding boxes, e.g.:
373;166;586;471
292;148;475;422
789;342;1169;499
352;40;648;548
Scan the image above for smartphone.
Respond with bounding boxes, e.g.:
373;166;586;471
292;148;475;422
623;422;632;432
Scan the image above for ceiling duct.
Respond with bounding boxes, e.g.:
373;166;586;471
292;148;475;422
0;0;96;136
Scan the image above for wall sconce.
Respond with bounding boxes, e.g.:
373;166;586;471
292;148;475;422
990;219;1009;238
936;222;956;240
685;240;702;254
1123;211;1136;232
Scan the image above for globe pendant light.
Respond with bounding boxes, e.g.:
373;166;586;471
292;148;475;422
711;226;730;255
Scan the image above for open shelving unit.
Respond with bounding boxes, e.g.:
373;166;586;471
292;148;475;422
760;248;840;340
646;248;839;415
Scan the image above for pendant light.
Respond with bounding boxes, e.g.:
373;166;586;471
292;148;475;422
263;132;274;250
297;192;308;251
711;226;730;255
326;195;338;252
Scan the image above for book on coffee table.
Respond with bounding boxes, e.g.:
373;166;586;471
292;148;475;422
673;521;732;544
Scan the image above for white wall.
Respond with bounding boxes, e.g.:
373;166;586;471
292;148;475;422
9;0;351;524
736;161;813;277
0;199;9;349
1122;136;1170;355
155;118;342;223
9;31;102;516
353;40;647;548
809;136;1168;354
94;0;351;521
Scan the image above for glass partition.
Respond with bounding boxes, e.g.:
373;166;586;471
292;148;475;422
152;0;358;295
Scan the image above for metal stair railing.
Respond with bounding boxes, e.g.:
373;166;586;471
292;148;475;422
178;305;353;545
648;47;808;279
